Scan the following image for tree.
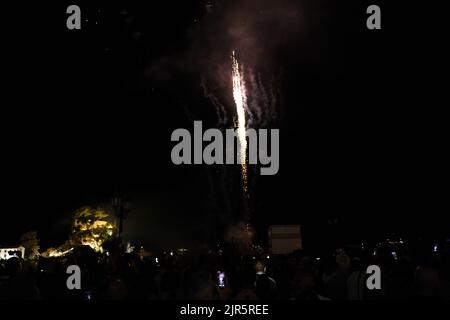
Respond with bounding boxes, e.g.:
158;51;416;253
41;206;114;258
20;231;40;260
69;206;114;252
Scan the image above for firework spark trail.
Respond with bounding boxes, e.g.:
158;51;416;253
257;74;270;126
231;51;248;194
201;77;228;126
247;71;260;128
269;74;279;122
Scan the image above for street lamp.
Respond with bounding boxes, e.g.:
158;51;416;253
112;195;131;239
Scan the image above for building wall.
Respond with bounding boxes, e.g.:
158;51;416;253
0;247;25;260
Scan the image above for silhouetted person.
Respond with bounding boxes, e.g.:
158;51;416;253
0;257;40;300
347;257;366;300
323;249;351;300
235;269;258;300
254;261;277;300
413;265;441;299
292;270;329;300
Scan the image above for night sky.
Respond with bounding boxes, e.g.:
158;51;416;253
1;1;446;250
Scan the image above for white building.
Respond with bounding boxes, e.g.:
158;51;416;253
0;246;25;260
269;225;302;255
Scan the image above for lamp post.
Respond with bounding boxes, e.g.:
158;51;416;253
112;195;131;239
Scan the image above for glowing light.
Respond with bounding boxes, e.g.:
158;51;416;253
231;51;248;193
81;239;102;252
47;247;74;258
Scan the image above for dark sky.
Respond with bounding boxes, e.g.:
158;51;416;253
1;1;447;249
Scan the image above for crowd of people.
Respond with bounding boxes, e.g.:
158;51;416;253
1;240;449;300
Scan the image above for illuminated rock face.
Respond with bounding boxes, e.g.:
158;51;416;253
0;246;25;260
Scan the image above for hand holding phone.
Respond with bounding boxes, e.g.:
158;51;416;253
217;271;226;288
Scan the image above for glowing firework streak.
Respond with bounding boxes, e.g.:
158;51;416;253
231;51;248;193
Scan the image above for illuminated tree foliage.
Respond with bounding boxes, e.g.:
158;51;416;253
19;230;40;260
42;206;114;257
69;206;114;252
